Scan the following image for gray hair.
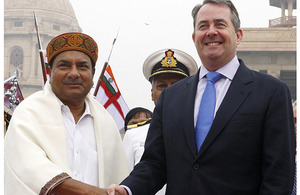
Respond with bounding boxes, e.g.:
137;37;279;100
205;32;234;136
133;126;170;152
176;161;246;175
191;0;240;32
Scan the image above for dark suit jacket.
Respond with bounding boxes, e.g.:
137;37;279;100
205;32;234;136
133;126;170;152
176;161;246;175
121;59;296;195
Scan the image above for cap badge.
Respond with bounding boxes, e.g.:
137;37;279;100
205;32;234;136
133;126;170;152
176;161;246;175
161;49;177;68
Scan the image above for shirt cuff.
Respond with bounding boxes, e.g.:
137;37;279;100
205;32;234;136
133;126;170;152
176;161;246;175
120;185;132;195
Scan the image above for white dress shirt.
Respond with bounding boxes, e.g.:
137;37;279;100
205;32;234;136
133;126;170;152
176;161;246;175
60;99;99;187
194;56;240;126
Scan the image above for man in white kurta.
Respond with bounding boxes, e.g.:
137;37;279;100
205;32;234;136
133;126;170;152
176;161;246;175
5;81;129;194
4;32;129;195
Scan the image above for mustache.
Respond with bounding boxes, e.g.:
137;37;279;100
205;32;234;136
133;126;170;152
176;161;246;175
63;79;83;85
203;37;223;43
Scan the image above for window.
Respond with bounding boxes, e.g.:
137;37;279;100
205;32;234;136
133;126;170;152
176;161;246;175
9;47;24;78
14;21;23;27
259;70;267;74
53;25;60;30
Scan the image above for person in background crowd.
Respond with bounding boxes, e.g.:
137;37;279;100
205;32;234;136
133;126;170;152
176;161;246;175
293;100;297;139
124;107;153;132
291;99;297;195
119;107;152;139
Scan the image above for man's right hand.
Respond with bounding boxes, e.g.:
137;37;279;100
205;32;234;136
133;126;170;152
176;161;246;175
107;184;128;195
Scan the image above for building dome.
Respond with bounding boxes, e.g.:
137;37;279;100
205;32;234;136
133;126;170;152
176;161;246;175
4;0;81;97
5;0;77;15
4;0;81;35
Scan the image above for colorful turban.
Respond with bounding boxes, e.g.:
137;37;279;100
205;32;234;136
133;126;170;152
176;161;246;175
46;32;98;65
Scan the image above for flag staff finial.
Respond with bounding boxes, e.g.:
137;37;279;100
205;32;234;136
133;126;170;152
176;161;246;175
93;28;120;96
33;11;47;84
107;27;120;62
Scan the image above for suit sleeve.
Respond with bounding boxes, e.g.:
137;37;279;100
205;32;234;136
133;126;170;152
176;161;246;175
259;82;296;194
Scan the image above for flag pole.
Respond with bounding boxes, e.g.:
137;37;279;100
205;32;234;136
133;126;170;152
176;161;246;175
33;11;47;84
93;28;120;96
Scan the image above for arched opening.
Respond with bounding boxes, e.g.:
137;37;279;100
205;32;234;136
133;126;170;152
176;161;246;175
9;46;24;79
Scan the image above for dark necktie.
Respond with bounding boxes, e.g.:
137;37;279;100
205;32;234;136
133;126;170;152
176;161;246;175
195;71;222;152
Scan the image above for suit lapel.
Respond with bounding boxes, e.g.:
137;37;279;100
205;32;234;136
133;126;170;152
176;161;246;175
198;60;253;157
182;71;200;157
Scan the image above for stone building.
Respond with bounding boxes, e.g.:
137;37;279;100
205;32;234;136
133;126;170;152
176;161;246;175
238;0;297;100
4;0;81;97
238;28;296;100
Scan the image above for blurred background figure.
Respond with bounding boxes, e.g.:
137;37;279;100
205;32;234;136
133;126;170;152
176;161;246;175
293;100;297;138
124;107;153;132
292;99;297;195
119;107;152;139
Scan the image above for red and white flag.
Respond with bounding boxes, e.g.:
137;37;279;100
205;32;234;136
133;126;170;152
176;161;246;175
94;65;130;130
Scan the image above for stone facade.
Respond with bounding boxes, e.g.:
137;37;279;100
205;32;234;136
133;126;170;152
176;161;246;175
237;27;296;100
4;0;81;98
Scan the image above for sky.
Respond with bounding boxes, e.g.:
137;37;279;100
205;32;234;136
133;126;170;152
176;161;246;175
0;0;296;113
69;0;293;111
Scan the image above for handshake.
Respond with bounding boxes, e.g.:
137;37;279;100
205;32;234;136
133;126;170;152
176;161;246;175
106;184;128;195
49;179;128;195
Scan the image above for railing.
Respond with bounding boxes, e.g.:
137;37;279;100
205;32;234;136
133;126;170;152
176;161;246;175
269;16;297;27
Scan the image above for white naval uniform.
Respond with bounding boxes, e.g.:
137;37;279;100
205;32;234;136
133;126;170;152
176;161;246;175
123;123;166;195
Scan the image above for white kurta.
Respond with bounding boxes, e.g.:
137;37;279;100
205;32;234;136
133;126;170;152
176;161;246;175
4;81;129;194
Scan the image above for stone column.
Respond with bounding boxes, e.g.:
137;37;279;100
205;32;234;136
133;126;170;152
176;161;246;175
281;0;285;18
26;34;39;83
287;0;293;17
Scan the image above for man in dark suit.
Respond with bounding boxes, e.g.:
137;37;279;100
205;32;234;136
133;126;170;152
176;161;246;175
108;0;296;194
